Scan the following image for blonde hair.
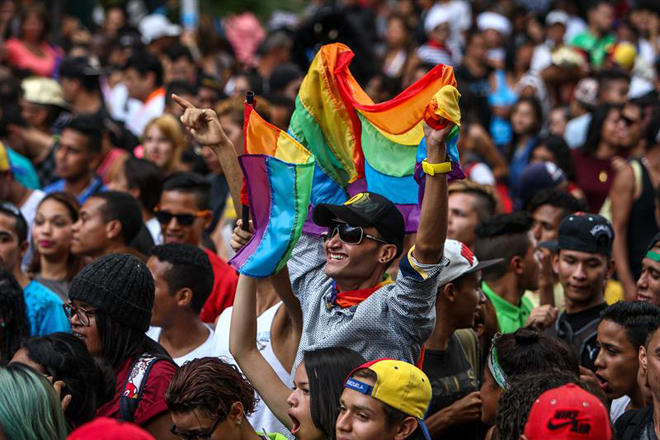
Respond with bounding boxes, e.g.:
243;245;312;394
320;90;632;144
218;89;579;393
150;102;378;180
143;114;186;176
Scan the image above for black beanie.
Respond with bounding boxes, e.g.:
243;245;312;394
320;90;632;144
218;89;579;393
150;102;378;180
68;254;154;333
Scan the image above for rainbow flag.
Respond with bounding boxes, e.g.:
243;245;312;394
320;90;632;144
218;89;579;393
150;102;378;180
229;104;315;277
289;43;463;234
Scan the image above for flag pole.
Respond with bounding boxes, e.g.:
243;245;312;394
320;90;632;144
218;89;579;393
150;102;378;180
241;91;255;231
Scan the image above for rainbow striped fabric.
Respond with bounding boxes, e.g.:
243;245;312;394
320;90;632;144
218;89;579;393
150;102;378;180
289;43;463;233
229;103;315;277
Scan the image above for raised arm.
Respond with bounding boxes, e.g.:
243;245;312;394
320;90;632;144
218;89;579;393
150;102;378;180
413;122;452;264
172;94;244;214
229;275;295;431
610;163;636;300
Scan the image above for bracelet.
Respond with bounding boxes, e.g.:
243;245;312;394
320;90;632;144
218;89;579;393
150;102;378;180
421;159;452;176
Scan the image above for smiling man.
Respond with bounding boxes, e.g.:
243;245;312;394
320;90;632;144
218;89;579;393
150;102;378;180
542;212;615;372
636;233;660;305
595;301;660;423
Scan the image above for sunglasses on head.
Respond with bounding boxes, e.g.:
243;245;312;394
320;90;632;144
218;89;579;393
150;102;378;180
324;222;389;246
154;207;211;226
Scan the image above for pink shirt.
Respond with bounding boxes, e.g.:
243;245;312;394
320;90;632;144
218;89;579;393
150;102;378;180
5;38;61;77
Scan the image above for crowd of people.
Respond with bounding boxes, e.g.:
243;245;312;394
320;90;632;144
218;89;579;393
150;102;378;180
2;0;660;439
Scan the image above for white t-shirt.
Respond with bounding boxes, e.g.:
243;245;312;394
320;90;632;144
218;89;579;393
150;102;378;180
610;395;631;423
145;217;162;245
20;190;46;271
146;325;215;366
125;90;165;137
213;303;292;438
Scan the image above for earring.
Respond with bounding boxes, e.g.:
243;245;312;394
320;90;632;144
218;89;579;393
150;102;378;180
237;419;243;426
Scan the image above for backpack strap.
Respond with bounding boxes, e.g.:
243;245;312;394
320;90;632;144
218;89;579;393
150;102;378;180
617;407;652;440
119;353;169;423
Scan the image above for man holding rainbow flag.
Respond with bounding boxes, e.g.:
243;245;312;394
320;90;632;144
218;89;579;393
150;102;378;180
175;43;461;367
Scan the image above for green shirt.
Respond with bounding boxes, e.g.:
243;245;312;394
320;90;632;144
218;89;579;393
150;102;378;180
570;31;616;67
482;282;533;334
257;432;289;440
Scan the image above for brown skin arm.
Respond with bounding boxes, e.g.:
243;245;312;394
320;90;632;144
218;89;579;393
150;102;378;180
172;94;244;214
143;411;178;440
610;164;636;300
269;266;303;373
413;122;451;264
424;391;481;435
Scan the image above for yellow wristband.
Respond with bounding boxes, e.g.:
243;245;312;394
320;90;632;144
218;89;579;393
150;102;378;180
421;159;452;176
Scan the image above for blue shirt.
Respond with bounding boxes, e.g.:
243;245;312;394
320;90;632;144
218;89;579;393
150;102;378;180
43;176;105;204
6;146;40;189
23;280;70;336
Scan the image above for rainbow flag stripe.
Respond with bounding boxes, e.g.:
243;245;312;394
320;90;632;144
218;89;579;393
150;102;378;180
230;104;315;277
289;43;463;233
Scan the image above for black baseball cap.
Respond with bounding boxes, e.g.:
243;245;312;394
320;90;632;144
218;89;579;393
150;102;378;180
59;56;105;78
313;192;405;257
540;212;614;256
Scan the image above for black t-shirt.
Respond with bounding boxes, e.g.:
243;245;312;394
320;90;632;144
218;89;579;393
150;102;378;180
422;334;479;440
207;173;230;232
454;64;492;129
615;407;656;440
551;303;607;372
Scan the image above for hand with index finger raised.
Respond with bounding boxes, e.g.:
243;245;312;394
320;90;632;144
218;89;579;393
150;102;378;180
172;94;231;149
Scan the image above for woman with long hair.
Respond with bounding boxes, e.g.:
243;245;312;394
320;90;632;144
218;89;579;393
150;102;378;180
29;192;83;301
0;363;68;440
63;253;177;439
0;270;30;365
506;97;544;190
10;332;116;430
230;275;366;439
572;104;627;212
141;114;186;178
4;3;63;77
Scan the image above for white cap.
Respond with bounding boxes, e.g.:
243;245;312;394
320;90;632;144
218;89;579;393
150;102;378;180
437;239;502;286
477;12;512;37
425;6;451;33
545;10;569;27
138;13;182;45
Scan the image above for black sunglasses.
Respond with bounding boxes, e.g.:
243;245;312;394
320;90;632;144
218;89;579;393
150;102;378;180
154;208;211;226
170;414;224;440
324;222;389;246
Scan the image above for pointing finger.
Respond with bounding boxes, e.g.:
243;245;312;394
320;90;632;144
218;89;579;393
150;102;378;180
172;93;195;110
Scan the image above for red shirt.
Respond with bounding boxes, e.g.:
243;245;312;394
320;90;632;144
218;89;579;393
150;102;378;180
200;249;239;323
96;356;177;426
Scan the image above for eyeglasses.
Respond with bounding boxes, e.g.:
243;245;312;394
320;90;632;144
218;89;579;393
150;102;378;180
324;222;389;246
154;208;212;226
62;303;97;326
170;414;224;440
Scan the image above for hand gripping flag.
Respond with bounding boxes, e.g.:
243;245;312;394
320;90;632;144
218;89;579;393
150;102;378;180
288;43;464;234
229;103;315;277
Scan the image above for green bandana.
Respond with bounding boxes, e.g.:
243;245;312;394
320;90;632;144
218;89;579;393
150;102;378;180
647;251;660;263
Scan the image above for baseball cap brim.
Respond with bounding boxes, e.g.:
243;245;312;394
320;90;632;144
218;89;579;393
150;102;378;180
465;258;503;275
313;203;372;229
539;241;559;251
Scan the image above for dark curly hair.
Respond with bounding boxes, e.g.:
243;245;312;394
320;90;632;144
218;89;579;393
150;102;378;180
0;270;29;365
19;333;116;428
495;326;580;378
495;370;589;440
166;357;258;419
150;244;215;314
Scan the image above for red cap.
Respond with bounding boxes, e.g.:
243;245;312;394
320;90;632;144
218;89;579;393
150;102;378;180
67;417;155;440
523;384;611;440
